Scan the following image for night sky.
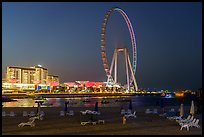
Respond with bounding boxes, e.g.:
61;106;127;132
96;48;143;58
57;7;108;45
2;2;202;91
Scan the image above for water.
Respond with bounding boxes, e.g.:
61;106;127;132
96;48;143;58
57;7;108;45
2;94;197;108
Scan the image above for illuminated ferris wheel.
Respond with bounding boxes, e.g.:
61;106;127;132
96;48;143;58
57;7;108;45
100;7;138;92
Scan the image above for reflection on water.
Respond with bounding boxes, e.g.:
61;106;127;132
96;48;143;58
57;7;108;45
2;95;196;108
2;99;37;107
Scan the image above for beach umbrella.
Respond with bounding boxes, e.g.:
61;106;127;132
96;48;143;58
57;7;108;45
190;100;194;116
129;100;132;110
64;101;68;112
180;103;184;117
160;98;165;113
36;102;41;116
38;102;41;115
94;101;98;112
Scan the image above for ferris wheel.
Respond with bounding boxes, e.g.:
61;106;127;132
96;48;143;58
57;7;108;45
100;7;138;91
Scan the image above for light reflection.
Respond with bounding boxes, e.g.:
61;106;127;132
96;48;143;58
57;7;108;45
2;95;188;108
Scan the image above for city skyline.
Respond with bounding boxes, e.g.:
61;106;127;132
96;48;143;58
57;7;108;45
2;2;202;91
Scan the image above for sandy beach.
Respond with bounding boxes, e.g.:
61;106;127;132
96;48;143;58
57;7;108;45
2;106;202;135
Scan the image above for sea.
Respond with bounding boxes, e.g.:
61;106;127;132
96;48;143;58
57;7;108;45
2;93;198;108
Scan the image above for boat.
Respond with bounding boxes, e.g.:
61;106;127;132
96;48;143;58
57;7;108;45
161;93;174;98
165;93;173;98
161;92;165;97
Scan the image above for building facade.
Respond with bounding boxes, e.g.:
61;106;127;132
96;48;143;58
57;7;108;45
6;65;49;84
6;66;36;84
47;75;59;85
31;65;48;84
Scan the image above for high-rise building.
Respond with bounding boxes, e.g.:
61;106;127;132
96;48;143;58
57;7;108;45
47;75;59;84
6;66;36;84
6;65;49;84
31;65;48;84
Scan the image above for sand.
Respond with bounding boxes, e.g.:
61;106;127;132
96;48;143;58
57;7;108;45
2;106;202;135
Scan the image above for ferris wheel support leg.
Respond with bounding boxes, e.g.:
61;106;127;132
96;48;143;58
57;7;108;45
124;49;130;91
127;54;138;92
114;50;117;84
110;50;116;76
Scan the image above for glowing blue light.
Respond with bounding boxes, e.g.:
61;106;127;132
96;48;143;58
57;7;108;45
37;86;41;90
47;86;50;90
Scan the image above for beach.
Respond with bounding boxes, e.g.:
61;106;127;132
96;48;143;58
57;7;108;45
2;106;202;135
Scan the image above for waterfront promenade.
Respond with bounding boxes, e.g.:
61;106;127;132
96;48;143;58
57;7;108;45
2;106;202;135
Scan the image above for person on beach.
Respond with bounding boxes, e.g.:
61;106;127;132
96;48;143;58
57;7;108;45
122;116;126;125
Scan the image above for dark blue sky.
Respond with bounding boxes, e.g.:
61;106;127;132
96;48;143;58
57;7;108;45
2;2;202;91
